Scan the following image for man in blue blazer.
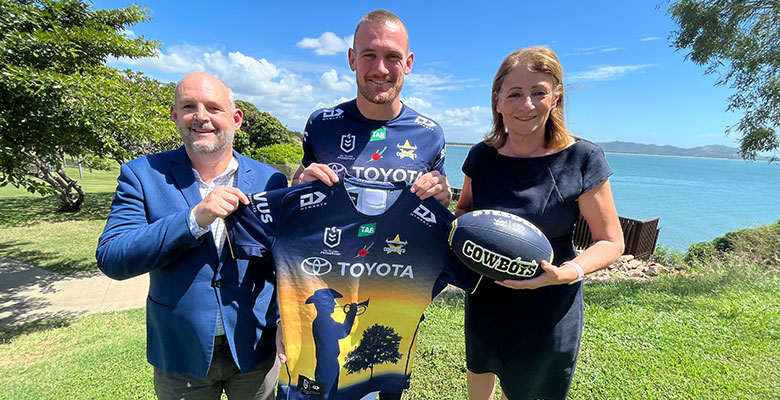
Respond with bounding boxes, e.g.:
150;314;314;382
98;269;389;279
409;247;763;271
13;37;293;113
97;72;287;399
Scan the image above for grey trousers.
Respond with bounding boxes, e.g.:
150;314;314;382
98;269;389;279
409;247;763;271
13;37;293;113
154;340;280;400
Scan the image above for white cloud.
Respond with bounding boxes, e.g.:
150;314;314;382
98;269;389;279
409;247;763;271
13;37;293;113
429;106;492;143
640;37;661;41
405;72;480;99
568;64;654;82
401;96;432;112
297;32;353;56
122;28;136;39
318;69;352;92
566;45;622;56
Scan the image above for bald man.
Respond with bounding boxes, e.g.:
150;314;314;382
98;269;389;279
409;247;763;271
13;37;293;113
97;72;287;399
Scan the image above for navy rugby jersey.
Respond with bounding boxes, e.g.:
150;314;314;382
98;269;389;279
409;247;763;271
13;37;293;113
302;99;446;184
226;177;476;400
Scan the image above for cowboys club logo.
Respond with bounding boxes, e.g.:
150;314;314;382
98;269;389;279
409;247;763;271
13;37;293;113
396;139;418;160
300;191;326;209
323;226;342;248
300;257;333;276
384;234;408;255
412;205;436;224
340;134;356;153
327;162;347;176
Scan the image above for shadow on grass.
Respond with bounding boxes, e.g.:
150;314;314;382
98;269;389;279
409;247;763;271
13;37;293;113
0;318;73;343
0;241;97;275
0;192;114;228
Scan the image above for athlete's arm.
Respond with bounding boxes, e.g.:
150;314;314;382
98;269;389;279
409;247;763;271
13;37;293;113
411;171;452;206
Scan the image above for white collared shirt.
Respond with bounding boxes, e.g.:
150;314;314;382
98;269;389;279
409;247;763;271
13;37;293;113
188;156;239;337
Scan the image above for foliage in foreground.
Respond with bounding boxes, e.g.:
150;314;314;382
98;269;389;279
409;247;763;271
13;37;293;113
1;267;778;399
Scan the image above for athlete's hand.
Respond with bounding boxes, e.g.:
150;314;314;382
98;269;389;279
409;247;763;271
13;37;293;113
276;324;287;364
495;260;579;290
192;186;249;228
410;171;452;206
298;163;339;186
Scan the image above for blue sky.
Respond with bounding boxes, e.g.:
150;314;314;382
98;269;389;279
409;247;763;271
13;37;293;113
95;0;742;148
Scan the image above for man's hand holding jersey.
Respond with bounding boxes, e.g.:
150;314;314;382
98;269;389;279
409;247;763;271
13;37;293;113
192;186;249;228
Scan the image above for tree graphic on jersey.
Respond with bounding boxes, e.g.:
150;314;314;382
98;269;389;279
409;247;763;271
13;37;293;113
344;324;402;380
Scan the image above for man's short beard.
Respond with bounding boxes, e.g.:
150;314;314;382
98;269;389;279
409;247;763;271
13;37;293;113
180;127;234;154
358;80;403;105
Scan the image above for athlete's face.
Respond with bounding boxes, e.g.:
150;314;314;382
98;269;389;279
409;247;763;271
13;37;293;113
349;21;413;106
171;73;242;154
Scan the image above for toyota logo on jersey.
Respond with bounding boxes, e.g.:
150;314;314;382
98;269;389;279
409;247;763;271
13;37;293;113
300;257;333;276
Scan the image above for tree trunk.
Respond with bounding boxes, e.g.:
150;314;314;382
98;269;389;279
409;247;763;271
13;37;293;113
26;152;85;212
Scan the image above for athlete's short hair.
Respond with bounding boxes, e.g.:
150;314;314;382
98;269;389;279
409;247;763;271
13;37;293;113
353;9;409;52
485;47;571;150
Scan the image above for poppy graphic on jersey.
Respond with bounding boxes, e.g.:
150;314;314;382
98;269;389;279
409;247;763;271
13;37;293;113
369;146;387;162
355;242;374;258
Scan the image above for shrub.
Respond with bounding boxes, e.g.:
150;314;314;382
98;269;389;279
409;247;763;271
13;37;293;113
650;245;685;267
245;143;303;165
684;241;718;264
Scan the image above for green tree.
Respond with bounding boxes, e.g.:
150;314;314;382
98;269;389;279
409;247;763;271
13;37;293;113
0;0;172;211
235;99;298;149
667;0;780;160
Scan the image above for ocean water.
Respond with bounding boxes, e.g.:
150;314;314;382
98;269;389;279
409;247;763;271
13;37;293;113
443;145;780;251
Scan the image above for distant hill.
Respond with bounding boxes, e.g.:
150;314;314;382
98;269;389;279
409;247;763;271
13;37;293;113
596;141;742;159
446;140;748;159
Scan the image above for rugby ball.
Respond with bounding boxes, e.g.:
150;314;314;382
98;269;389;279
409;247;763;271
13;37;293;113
448;210;553;280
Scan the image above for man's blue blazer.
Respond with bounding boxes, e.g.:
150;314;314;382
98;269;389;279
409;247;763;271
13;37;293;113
96;147;287;378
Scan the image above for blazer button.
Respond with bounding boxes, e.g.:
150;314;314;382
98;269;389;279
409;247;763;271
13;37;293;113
214;279;223;288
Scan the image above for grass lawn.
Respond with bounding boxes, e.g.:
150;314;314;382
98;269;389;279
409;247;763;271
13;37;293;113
1;267;778;399
0;168;118;275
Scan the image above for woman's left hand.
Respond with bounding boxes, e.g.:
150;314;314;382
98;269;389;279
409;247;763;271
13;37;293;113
495;260;577;290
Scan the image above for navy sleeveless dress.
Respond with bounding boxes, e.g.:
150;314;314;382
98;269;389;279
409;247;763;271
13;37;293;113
462;140;612;399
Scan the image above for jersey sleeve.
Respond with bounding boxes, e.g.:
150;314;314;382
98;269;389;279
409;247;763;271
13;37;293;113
301;114;316;167
581;143;613;195
430;141;447;176
225;187;288;258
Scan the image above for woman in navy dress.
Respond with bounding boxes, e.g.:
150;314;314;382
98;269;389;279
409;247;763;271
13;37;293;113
455;47;624;399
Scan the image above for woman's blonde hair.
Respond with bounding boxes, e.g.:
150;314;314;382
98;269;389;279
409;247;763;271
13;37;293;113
485;46;571;150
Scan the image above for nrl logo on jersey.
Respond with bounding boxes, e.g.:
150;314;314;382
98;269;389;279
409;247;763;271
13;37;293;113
396;139;418;160
323;226;342;248
300;191;326;210
384;234;407;255
414;116;437;130
340;134;356;153
322;108;344;120
411;205;436;226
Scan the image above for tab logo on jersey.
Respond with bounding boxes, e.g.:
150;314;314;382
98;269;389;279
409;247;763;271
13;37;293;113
300;257;333;276
370;127;386;142
323;227;342;248
358;223;376;237
322;108;344;120
327;162;347;176
414;116;436;130
340;134;356;153
384;234;408;255
300;191;326;209
396;140;418;160
412;205;436;225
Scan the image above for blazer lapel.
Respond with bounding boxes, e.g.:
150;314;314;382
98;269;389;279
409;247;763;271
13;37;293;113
235;151;254;194
170;147;202;208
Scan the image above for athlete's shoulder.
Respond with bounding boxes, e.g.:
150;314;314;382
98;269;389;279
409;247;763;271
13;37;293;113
308;99;357;124
397;103;442;133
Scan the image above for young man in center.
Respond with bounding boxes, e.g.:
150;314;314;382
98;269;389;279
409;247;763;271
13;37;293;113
294;9;452;208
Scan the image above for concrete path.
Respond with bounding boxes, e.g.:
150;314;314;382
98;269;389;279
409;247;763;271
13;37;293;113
0;257;148;326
